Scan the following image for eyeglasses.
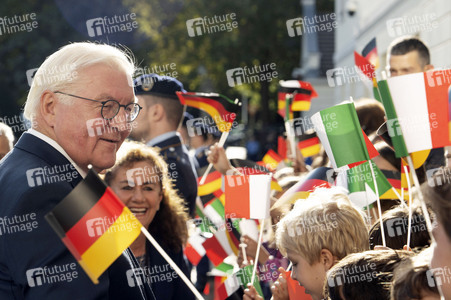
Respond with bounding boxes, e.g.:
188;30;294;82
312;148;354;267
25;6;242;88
54;91;142;122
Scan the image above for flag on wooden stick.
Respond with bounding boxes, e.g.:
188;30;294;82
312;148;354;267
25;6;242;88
45;170;142;284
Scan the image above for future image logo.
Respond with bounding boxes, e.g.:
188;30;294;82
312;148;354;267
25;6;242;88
386;14;438;37
286;13;337;37
86;13;138;37
186;13;238;37
226;64;278;87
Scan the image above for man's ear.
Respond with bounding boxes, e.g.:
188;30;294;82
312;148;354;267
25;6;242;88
320;249;337;271
149;103;165;122
424;64;434;72
40;91;58;128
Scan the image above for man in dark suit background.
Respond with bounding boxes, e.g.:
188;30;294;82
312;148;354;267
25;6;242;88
0;42;155;299
131;74;198;218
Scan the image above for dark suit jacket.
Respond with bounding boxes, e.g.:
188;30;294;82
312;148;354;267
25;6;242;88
143;237;195;300
151;134;198;218
0;133;155;300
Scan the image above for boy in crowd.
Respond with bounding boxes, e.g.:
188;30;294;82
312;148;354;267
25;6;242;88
244;188;369;300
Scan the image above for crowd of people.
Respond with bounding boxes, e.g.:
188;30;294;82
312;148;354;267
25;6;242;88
0;34;450;300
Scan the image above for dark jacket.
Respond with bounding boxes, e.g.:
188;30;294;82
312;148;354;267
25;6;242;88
151;134;198;218
0;133;155;300
142;236;195;300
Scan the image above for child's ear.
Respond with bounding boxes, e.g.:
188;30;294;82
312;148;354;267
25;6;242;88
320;249;336;270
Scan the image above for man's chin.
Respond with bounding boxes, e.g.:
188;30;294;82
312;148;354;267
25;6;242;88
89;157;117;172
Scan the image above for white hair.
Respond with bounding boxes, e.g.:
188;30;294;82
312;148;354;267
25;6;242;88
24;42;136;121
0;122;14;149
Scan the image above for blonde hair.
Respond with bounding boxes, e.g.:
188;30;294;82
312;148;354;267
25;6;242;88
24;42;135;121
276;187;369;264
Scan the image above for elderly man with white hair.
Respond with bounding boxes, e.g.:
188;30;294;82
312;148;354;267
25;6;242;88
0;42;155;299
0;122;14;160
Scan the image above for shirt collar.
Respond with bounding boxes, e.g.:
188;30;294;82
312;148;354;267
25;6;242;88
27;128;87;178
147;131;178;147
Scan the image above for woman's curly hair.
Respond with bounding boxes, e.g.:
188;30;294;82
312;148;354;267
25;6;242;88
104;141;188;252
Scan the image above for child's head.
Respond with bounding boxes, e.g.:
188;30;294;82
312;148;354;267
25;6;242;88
369;204;431;250
275;187;369;300
423;169;451;299
391;247;440;300
325;250;414;300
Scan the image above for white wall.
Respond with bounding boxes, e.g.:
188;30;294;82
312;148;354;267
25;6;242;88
333;0;451;102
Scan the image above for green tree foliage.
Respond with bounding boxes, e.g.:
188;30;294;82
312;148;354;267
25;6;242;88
1;0;334;134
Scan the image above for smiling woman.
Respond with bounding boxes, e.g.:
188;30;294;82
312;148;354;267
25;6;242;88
104;141;194;300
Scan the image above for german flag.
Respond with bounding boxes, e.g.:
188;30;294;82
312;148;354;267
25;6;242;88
298;134;321;158
45;170;142;284
354;51;375;80
262;149;283;171
176;92;241;132
198;171;222;196
278;80;318;118
380;169;410;200
277;167;333;204
362;38;379;69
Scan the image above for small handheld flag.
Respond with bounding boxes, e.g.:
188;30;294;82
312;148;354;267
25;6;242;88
311;102;379;169
262;149;283;171
278;80;318;117
176;91;241;132
297;134;321;158
378;70;451;157
45;170;142;284
362;38;379;69
224;174;271;219
277;167;333;205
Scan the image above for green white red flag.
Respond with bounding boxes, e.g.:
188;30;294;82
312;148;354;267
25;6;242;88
311;102;379;169
224;174;272;219
378;70;451;157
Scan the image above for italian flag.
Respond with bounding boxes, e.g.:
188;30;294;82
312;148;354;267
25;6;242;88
216;274;241;299
184;233;206;265
378;70;451;157
224;174;271;219
311;102;378;169
202;230;235;266
347;160;392;209
203;196;226;229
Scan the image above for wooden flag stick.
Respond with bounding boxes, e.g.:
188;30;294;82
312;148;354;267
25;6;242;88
406;155;435;244
251;218;265;286
368;160;386;246
404;164;413;250
199;130;230;185
140;227;205;300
